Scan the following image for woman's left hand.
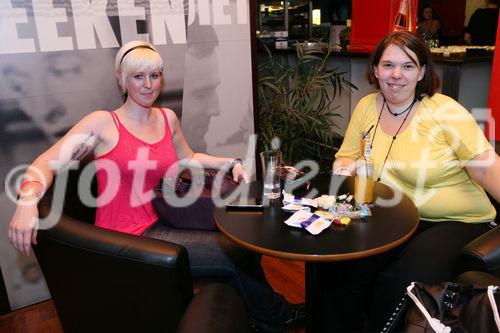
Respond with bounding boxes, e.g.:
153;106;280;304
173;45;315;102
231;162;250;183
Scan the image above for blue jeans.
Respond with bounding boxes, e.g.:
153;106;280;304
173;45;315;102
143;222;291;326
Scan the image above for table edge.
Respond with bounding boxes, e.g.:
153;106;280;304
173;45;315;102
215;216;419;262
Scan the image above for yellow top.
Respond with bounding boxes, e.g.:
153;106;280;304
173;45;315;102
336;93;496;223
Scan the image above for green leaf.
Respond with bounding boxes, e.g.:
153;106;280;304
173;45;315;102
258;41;352;171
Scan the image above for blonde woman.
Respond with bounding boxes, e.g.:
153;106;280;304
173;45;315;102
9;41;303;332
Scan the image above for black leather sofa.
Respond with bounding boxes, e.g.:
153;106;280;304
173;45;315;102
28;157;500;333
454;194;500;286
33;162;247;333
0;266;10;315
455;227;500;286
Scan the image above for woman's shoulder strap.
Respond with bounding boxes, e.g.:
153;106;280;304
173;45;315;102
109;111;120;129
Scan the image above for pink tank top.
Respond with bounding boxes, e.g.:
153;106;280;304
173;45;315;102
94;109;178;235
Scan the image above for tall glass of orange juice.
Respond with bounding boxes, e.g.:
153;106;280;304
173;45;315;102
355;171;374;204
355;132;374;204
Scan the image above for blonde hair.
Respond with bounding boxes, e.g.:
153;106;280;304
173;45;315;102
115;40;163;94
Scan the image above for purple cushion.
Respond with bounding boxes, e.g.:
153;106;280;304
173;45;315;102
152;169;237;231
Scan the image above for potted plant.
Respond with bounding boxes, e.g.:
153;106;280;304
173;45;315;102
258;42;356;171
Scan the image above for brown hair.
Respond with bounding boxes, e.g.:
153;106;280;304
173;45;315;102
365;30;440;99
419;3;437;21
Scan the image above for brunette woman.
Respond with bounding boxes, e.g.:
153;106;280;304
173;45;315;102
332;31;499;330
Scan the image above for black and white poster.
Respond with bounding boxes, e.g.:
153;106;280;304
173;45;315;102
0;0;254;309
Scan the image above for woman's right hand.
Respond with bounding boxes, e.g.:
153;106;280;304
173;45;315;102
9;203;40;256
332;157;355;176
333;167;353;176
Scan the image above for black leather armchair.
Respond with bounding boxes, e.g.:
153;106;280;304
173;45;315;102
33;162;247;333
454;195;500;286
0;266;10;315
454;225;500;286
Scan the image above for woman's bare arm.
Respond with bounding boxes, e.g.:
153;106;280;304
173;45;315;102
8;111;108;255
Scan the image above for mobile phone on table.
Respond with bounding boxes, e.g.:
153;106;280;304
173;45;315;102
225;197;264;211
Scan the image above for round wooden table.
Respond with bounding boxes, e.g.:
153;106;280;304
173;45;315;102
214;175;419;332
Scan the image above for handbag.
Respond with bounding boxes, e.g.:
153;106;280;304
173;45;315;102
381;282;500;333
152;168;238;231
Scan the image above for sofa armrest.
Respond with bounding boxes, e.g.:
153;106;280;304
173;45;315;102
38;214;189;268
35;216;197;333
455;271;500;287
454;226;500;277
176;283;247;333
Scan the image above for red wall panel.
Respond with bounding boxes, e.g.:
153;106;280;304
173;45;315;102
350;0;418;53
487;14;500;140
